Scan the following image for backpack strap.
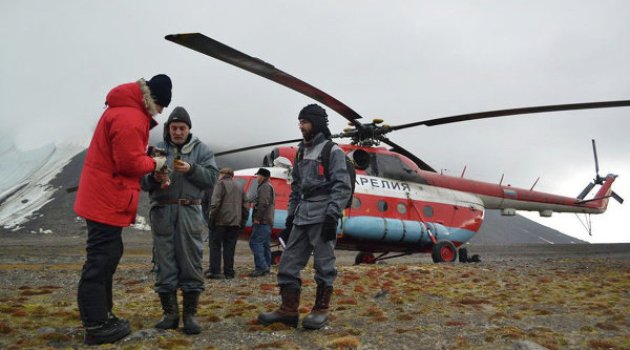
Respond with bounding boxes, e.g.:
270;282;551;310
321;140;335;181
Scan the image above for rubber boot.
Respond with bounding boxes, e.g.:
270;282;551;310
84;317;131;345
302;284;333;330
155;292;179;330
257;285;300;327
182;291;201;334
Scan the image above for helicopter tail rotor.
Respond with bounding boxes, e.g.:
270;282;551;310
576;139;623;204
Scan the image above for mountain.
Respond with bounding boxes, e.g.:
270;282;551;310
0;146;586;244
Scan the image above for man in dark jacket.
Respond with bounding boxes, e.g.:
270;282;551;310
206;167;249;279
75;74;172;345
140;107;218;335
249;168;276;277
258;104;352;330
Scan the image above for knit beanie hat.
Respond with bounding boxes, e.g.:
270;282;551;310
166;106;191;129
298;104;331;138
147;74;172;107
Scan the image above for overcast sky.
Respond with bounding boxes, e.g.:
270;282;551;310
2;1;629;243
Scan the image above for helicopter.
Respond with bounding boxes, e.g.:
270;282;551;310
166;33;626;264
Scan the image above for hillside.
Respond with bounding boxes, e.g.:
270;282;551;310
1;149;586;244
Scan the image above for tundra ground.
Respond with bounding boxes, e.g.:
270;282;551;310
0;234;629;349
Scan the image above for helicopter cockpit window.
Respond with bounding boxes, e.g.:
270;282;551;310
377;200;388;212
372;154;425;183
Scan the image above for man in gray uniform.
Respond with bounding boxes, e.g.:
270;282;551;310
258;104;352;329
141;107;218;335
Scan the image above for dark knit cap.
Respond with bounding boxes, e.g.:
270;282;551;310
147;74;172;107
166;106;191;129
255;168;271;178
298;104;331;137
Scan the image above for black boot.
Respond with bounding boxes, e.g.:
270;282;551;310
155;292;179;330
182;291;201;334
302;284;333;330
84;317;131;345
257;285;301;328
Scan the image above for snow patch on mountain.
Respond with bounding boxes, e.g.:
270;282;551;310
0;140;83;230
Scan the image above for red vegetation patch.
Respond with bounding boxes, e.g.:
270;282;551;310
0;321;12;334
39;332;70;342
336;297;358;305
252;340;291;349
19;289;52;296
446;320;467;327
457;297;487;305
588;339;620;349
327;335;360;349
11;309;27;317
595;322;619;331
259;283;276;291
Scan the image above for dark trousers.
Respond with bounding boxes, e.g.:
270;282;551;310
209;226;238;277
77;220;123;327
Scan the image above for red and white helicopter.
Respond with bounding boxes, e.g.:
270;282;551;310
166;33;626;264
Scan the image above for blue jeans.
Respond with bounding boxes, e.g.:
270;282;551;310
249;223;271;271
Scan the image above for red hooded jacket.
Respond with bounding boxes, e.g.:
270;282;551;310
74;81;158;226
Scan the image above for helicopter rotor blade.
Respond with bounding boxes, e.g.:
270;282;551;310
611;191;624;204
390;100;630;131
577;182;596;200
215;138;302;157
165;33;365;130
380;137;436;172
591;139;600;178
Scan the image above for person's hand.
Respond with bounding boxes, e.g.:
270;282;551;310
173;159;191;173
253;219;260;225
322;215;338;241
154;171;169;183
153;156;167;171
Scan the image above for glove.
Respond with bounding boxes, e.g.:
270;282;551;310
153;156;167;171
322;215;338;242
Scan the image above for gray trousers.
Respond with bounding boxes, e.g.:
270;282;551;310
151;205;205;293
277;223;337;289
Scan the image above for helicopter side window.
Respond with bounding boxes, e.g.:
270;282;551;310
351;196;361;209
377;200;388;212
396;203;407;214
423;205;434;218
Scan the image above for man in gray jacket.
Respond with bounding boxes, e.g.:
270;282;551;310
206;167;249;279
258;104;352;330
249;168;275;277
141;107;218;335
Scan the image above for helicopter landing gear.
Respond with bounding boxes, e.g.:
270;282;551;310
354;252;376;265
432;240;457;263
458;247;468;263
271;251;282;266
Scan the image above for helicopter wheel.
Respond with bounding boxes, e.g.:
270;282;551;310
271;251;283;266
432;240;457;263
458;247;468;263
354;252;376;265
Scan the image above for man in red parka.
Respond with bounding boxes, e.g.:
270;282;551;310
74;74;172;345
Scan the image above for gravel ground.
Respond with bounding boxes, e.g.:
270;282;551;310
0;233;629;350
